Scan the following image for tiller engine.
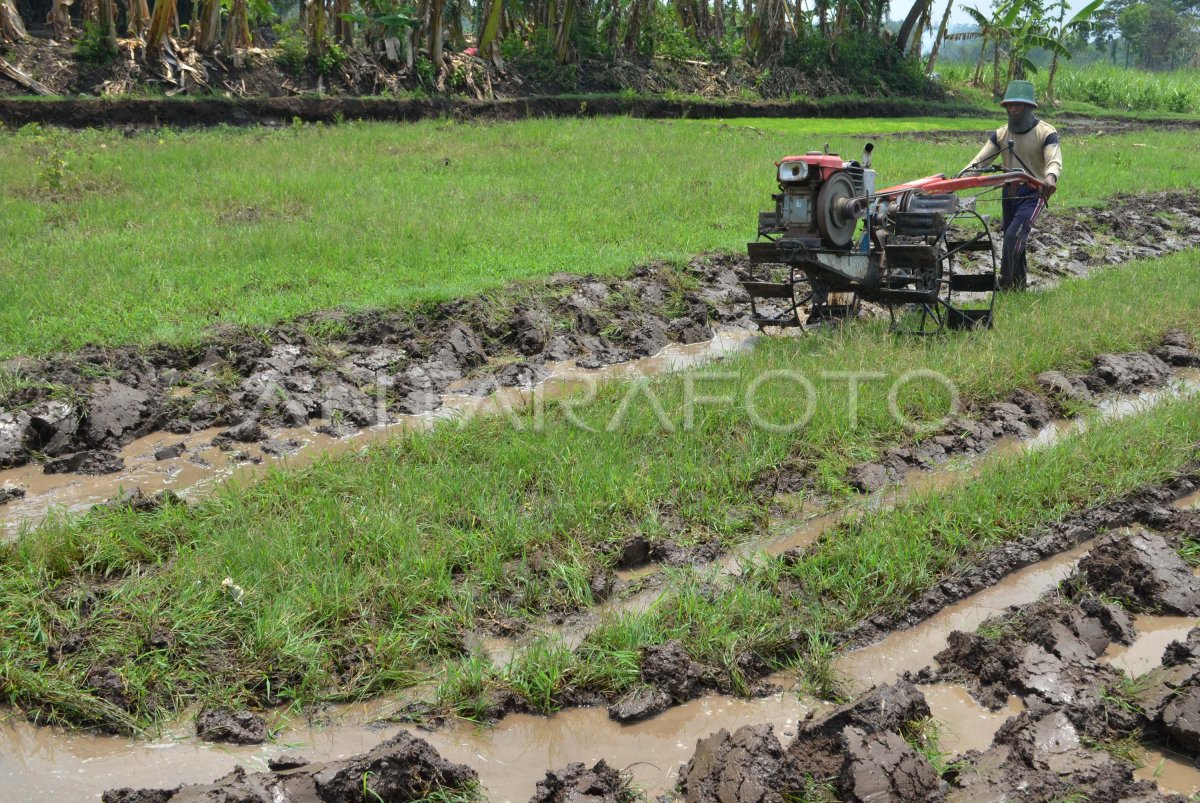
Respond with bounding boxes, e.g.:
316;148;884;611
744;143;1043;334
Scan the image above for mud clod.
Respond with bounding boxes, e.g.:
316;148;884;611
43;449;125;475
640;640;705;702
0;483;26;504
195;707;267;744
1075;529;1200;615
529;759;629;803
678;724;801;803
103;730;479;803
266;753;310;771
607;686;673;724
153;443;186;461
840;725;943;802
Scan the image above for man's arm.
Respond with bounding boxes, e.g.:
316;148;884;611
1042;130;1062;199
963;130;1002;174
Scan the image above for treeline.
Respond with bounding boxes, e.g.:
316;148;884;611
0;0;945;84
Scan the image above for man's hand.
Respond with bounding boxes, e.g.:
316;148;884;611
1041;174;1058;200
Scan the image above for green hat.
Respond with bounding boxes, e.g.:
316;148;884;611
1000;80;1038;108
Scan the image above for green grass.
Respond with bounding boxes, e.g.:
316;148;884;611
3;247;1200;730
2;117;1199;358
492;390;1200;713
939;62;1200;116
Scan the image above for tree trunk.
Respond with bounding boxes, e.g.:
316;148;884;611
49;0;75;39
554;0;574;63
991;39;1000;98
0;0;26;42
925;0;951;74
1046;50;1059;105
98;0;117;47
146;0;176;49
909;5;929;57
623;0;643;56
332;0;352;47
429;0;446;66
895;0;930;55
305;0;326;59
477;0;504;51
447;0;465;50
192;0;221;52
125;0;150;38
971;35;986;84
223;0;252;50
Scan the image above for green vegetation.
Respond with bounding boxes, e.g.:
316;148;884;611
488;389;1200;714
3;246;1200;731
941;61;1200;114
3;119;1199;358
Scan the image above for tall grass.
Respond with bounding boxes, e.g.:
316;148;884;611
939;61;1200;115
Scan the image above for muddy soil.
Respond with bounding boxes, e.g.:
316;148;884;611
660;499;1200;801
835;334;1199;495
2;191;1198;491
102;729;480;803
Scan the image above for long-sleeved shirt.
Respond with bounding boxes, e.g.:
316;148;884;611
966;119;1062;182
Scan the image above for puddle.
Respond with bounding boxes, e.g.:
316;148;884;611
834;541;1094;692
1175;488;1200;510
0;687;819;802
1136;746;1200;797
919;682;1024;757
1102;615;1198;678
0;330;755;539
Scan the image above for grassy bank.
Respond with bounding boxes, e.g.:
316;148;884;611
505;389;1200;715
3;248;1200;731
2;118;1199;357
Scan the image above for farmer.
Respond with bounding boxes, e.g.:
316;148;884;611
963;80;1062;291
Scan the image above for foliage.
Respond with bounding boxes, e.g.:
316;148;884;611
783;31;934;97
74;21;117;65
273;23;309;73
272;21;345;75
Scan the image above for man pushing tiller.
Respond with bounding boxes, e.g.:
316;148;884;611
963;80;1063;291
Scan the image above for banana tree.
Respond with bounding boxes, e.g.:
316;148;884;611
192;0;222;52
147;0;177;49
1043;0;1104;105
947;0;1025;93
126;0;151;38
224;0;254;50
49;0;75;39
925;0;953;74
0;0;26;42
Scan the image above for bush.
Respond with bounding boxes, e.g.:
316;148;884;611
273;24;308;74
75;22;117;66
781;32;935;98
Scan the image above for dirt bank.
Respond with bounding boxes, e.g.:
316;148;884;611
2;191;1198;489
0;93;988;128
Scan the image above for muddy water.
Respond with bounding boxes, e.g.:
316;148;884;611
0;688;820;802
1137;746;1200;797
1175;488;1200;510
919;682;1024;756
1102;615;1198;678
835;541;1095;692
0;330;755;539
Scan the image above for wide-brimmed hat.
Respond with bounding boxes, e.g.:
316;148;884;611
1000;80;1038;108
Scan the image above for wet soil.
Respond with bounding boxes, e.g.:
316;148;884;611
101;729;479;803
2;190;1198;497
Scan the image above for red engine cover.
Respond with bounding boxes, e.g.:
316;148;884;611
776;153;846;180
